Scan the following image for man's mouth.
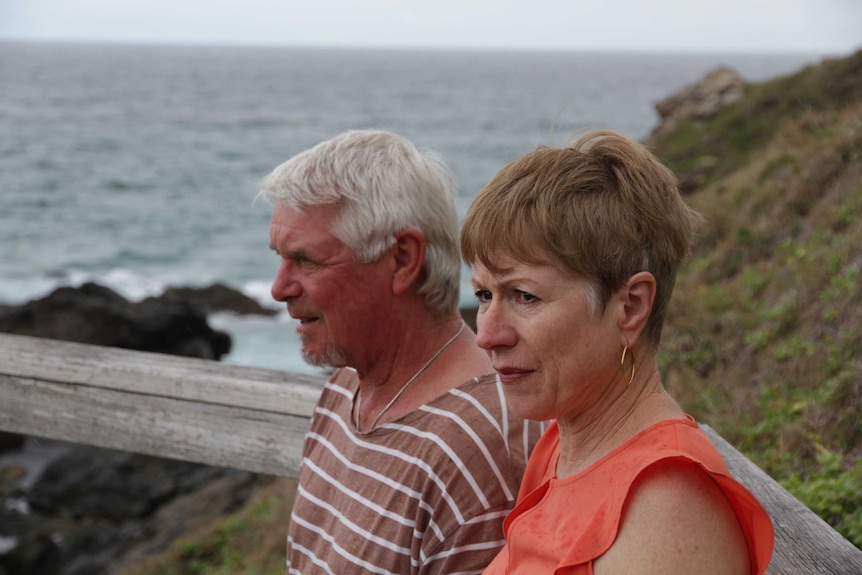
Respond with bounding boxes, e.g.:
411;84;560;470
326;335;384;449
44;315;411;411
288;309;320;328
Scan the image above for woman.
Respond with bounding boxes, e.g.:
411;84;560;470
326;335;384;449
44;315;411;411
461;131;773;574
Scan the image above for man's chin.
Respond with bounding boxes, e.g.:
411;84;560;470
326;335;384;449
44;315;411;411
302;345;347;369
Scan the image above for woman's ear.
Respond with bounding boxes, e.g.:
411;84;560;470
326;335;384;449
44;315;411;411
391;228;426;295
617;271;656;343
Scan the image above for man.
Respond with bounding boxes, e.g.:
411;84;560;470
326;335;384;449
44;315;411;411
260;130;543;574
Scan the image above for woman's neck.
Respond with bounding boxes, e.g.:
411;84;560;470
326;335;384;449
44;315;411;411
555;367;684;479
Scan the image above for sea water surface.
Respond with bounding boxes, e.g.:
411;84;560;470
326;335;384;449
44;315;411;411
0;42;827;374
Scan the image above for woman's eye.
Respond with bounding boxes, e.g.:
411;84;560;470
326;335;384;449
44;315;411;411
515;290;537;304
474;289;492;303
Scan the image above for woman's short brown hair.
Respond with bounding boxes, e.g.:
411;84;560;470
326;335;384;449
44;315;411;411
460;130;701;346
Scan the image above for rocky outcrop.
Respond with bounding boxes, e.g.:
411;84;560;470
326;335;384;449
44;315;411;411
647;66;747;194
0;441;264;575
0;282;231;360
651;66;746;138
153;283;278;317
0;282;270;575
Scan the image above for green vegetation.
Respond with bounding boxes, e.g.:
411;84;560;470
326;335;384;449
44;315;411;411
783;451;862;546
122;50;862;574
660;48;862;547
122;478;296;575
651;49;862;181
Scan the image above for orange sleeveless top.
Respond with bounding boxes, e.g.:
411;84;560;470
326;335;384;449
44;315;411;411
483;417;774;574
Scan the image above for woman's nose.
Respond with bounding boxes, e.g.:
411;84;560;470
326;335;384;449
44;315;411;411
475;302;516;350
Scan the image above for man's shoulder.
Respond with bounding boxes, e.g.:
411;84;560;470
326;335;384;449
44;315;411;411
328;366;358;386
453;372;499;392
316;368;357;402
428;373;545;456
433;373;505;418
442;373;531;426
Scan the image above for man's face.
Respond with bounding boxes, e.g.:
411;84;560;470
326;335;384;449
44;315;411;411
268;203;393;369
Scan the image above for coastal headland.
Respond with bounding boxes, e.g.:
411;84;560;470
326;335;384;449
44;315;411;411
2;48;861;573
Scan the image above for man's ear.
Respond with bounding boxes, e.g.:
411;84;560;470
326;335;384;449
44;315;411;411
391;228;426;295
617;271;656;344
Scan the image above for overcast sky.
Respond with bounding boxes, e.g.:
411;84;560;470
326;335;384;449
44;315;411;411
0;0;859;54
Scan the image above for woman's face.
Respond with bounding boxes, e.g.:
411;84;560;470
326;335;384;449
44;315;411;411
471;252;623;424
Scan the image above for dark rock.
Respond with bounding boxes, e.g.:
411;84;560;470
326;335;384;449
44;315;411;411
0;514;63;575
154;283;278;316
0;283;266;575
28;446;225;521
54;524;122;575
3;443;264;575
0;282;231;360
0;433;25;454
0;463;27;498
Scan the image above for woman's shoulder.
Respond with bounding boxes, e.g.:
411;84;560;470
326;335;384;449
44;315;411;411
609;416;730;475
587;418;773;574
535;418;771;571
593;458;752;575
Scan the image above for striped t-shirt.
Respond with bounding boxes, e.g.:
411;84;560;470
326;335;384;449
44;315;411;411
286;369;545;575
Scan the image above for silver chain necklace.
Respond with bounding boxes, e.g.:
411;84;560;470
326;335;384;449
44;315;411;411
354;320;466;434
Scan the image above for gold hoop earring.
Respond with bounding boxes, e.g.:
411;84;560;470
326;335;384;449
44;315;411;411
620;345;636;385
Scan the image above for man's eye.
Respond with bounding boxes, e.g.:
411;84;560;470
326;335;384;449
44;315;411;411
293;254;321;268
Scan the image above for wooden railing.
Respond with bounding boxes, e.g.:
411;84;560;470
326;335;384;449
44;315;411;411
1;332;860;574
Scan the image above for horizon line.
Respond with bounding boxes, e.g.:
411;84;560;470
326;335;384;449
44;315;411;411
0;36;854;57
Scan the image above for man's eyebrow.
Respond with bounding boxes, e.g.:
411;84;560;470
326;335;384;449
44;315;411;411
272;246;311;260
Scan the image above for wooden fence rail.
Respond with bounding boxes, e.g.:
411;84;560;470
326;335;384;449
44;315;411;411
1;332;860;574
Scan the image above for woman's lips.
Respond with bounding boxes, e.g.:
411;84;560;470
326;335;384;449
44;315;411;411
495;367;532;384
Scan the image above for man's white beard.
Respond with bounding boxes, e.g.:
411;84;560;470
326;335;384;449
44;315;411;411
301;338;348;369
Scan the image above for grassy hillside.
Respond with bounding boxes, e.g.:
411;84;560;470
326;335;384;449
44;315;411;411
121;50;862;575
654;49;862;545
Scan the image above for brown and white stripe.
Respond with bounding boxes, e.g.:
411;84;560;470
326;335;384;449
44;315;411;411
286;370;545;575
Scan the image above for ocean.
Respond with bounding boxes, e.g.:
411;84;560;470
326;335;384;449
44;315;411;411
0;41;825;375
